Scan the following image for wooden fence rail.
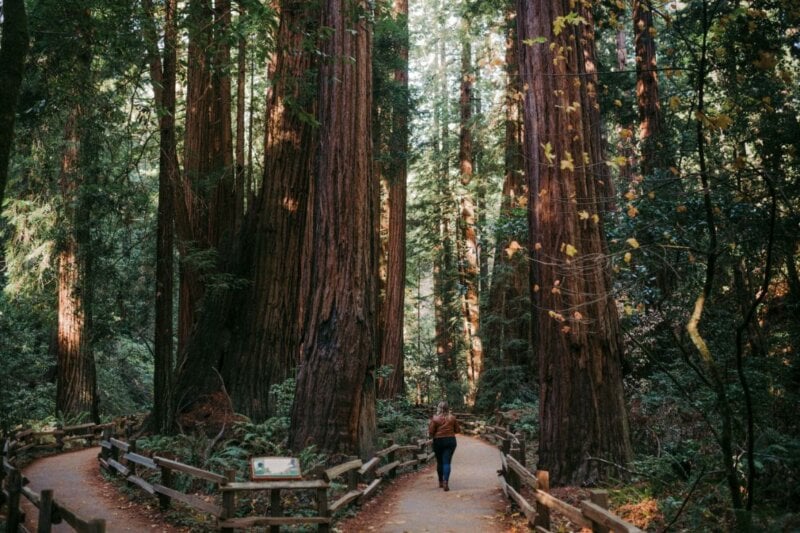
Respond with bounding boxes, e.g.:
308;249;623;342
2;425;109;533
96;433;433;532
481;425;644;533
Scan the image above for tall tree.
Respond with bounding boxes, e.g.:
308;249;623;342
175;0;236;359
517;0;632;484
290;0;377;455
378;0;410;399
55;6;98;421
432;17;461;404
479;4;532;408
143;0;179;433
0;0;29;209
633;0;664;177
458;20;482;405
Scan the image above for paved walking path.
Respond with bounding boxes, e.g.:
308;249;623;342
21;447;180;532
369;435;508;532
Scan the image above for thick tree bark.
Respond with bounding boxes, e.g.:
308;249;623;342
458;27;482;406
290;0;377;456
0;0;29;208
56;106;98;422
517;0;631;484
219;0;318;419
144;0;179;433
479;8;532;408
378;0;409;399
235;1;247;229
633;0;663;177
175;0;236;360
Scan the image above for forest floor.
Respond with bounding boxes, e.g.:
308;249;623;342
337;435;516;532
20;447;186;532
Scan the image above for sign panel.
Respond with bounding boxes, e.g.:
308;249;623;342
249;456;302;481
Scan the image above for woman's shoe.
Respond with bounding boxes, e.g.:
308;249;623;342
443;481;449;491
438;480;443;488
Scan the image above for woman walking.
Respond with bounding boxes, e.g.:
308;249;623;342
428;401;461;491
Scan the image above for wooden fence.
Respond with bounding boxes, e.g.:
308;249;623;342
97;431;433;532
479;425;645;533
2;424;110;532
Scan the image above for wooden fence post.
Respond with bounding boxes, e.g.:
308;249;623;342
387;439;396;479
55;424;64;453
534;470;551;530
316;486;330;533
589;489;611;533
509;446;522;493
515;432;526;467
269;489;282;533
37;489;54;533
7;467;24;532
220;469;237;533
99;429;110;461
158;464;172;510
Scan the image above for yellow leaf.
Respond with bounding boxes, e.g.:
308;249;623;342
648;191;656;200
619;128;633;139
533;284;540;292
505;240;522;258
626;237;640;249
564;243;578;257
578;210;590;220
548;310;565;322
669;166;680;176
708;114;733;130
676;204;688;213
624;190;637;201
627;205;639;217
573;311;583;320
560;153;575;171
624;252;632;263
561;325;571;334
669;96;681;111
541;142;556;164
624;304;634;316
534;242;543;251
591;214;600;224
614;99;622;107
551;286;561;294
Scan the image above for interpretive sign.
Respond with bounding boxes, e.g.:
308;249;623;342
249;456;302;481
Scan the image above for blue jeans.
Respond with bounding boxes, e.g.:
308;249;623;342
433;436;457;482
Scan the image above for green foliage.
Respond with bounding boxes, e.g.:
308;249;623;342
0;294;55;432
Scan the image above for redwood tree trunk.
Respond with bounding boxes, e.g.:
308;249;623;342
378;0;409;399
458;27;482;405
56;106;98;422
290;0;377;455
144;0;179;433
0;0;28;208
517;0;632;484
433;28;460;404
480;8;531;408
175;0;236;360
219;0;318;419
633;0;663;177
